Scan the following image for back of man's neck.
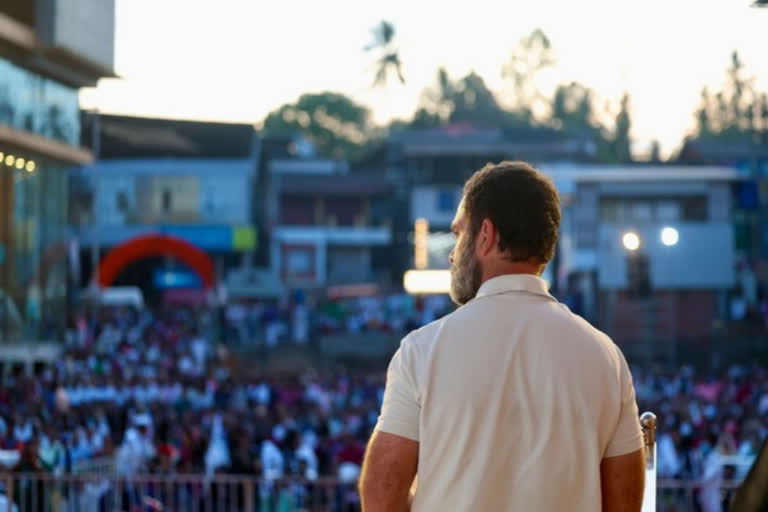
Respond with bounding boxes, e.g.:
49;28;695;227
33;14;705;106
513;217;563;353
481;262;542;283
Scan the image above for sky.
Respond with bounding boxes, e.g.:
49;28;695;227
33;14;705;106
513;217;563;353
79;0;768;158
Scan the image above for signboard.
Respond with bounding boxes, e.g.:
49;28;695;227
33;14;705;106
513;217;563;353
153;269;202;290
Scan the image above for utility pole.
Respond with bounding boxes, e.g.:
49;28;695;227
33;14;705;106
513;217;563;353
89;111;101;291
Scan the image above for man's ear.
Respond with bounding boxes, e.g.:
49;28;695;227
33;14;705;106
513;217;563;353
477;218;497;257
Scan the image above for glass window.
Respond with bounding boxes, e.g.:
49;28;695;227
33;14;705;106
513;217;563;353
631;202;653;222
285;248;313;275
657;201;681;222
682;196;708;221
0;58;80;146
0;154;69;343
162;189;172;213
436;189;456;213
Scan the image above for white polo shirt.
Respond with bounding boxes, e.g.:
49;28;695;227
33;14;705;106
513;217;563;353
376;274;643;511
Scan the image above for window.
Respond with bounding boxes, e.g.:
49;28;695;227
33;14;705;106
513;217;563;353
681;197;707;221
162;189;172;213
600;196;708;223
657;201;681;222
116;191;128;212
631;202;653;223
436;190;456;213
285;248;313;275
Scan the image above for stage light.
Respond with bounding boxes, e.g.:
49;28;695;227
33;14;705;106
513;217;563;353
622;231;641;252
660;227;679;247
25;160;35;172
4;155;14;167
15;158;25;169
414;218;429;270
403;269;451;295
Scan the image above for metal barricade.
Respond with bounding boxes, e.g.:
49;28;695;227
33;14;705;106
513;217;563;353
641;411;657;512
0;469;753;512
0;473;360;512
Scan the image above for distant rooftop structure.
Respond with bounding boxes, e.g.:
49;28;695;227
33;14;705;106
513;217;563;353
82;113;256;159
269;158;348;175
390;124;597;160
77;158;255;177
539;163;745;196
277;173;391;196
679;139;768;166
540;163;746;182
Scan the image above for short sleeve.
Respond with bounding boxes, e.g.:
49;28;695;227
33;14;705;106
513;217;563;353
375;339;420;441
604;348;644;458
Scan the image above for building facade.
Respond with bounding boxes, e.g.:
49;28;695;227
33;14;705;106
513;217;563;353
72;115;258;303
382;125;597;283
409;164;744;355
0;0;115;342
268;157;393;291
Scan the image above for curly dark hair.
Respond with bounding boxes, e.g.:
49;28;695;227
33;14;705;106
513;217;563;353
463;161;561;263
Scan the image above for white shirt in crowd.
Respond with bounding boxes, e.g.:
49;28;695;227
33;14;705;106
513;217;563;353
261;440;285;480
376;275;644;512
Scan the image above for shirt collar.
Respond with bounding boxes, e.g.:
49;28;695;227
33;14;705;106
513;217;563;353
474;274;555;301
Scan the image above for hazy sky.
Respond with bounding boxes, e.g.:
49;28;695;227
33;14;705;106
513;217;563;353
80;0;768;157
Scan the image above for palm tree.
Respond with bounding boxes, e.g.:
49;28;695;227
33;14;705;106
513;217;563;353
365;21;405;87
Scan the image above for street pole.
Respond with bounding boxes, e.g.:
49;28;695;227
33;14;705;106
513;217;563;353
90;111;100;292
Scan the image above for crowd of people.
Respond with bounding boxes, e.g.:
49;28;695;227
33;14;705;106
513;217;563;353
0;303;765;511
221;294;453;346
634;364;767;511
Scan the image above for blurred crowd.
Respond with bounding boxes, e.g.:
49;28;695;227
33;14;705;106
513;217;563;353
1;306;386;485
0;303;765;511
221;293;452;346
635;364;767;511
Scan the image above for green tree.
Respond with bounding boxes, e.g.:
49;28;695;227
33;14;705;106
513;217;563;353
417;67;455;123
694;52;759;140
414;68;507;127
695;88;713;137
409;107;442;129
261;92;371;161
649;140;662;162
502;28;556;119
365;21;405;87
728;51;747;129
611;93;632;162
449;72;506;125
551;81;597;137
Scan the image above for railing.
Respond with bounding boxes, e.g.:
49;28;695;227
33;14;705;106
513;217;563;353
0;472;748;512
0;473;360;512
656;479;742;511
0;411;749;512
72;456;116;476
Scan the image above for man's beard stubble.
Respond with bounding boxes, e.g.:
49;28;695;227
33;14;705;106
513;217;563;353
449;232;483;306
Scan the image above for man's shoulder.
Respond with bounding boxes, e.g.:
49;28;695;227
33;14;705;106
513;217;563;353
402;314;450;348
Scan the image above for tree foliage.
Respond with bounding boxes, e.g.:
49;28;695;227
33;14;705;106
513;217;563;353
416;68;508;127
262;92;371;160
366;21;405;87
502;28;556;118
692;51;767;143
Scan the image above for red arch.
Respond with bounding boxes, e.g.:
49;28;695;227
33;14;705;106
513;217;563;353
97;234;215;289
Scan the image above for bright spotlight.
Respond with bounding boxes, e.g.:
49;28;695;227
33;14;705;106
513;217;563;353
4;155;14;167
622;232;641;252
661;227;679;247
15;158;25;169
403;269;451;295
